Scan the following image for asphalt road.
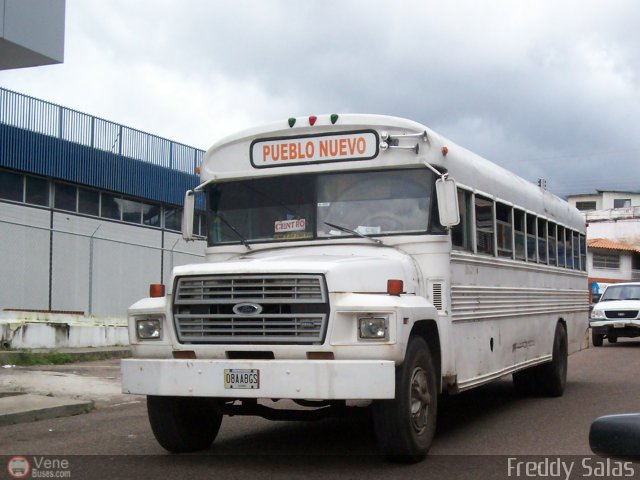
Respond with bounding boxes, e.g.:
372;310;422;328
1;339;639;479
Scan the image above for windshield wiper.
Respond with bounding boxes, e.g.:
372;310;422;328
217;214;252;250
324;222;383;245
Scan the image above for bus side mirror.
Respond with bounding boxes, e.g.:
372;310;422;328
182;190;195;241
435;177;460;228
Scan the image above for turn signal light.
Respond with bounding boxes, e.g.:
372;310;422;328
307;352;335;360
149;284;165;298
173;350;196;359
387;279;403;296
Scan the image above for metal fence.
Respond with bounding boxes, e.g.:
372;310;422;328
0;87;205;175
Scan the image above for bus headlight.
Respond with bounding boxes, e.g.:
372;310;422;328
136;317;163;340
358;316;388;340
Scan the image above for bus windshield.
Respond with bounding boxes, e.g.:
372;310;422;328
207;169;440;246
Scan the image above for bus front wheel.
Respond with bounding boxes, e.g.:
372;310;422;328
372;336;438;462
147;395;223;453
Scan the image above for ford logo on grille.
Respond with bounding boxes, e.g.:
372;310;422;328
232;303;263;315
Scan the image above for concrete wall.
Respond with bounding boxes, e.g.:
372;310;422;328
600;192;640;210
588;250;634;282
0;201;205;321
569;192;640;211
588;217;640;245
0;202;50;310
568;194;602;210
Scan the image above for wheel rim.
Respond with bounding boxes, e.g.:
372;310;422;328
410;366;431;435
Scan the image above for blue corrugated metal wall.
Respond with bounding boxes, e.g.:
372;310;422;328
0;87;205;206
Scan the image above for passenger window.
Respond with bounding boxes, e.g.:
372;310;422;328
537;218;547;264
452;189;473;252
572;232;580;270
579;234;587;271
557;226;566;267
548;223;557;266
496;202;513;258
514;209;526;261
526;214;537;262
475;195;494;255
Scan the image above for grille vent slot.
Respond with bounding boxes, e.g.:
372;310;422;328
431;282;443;311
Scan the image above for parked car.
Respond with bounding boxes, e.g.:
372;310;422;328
590;282;640;347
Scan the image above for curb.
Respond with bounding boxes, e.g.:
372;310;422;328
0;393;95;427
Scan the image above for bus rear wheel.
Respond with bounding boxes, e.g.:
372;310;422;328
513;323;568;397
537;322;568;397
147;395;223;453
372;336;438;462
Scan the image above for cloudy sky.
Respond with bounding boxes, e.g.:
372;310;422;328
1;0;639;197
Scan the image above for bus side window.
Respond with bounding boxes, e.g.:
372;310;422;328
557;226;566;267
526;213;537;262
572;231;580;270
537;218;547;264
514;209;526;261
579;234;587;271
548;222;557;266
496;202;513;258
452;188;473;252
475;195;494;255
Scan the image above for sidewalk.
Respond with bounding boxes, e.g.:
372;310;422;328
0;347;134;427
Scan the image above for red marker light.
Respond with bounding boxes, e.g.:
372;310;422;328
387;279;403;296
150;284;166;298
309;115;317;126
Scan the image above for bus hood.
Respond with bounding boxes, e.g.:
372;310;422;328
172;245;420;294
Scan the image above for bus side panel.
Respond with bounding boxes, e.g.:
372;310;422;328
450;254;588;389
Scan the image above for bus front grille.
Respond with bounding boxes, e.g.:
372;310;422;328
173;274;329;344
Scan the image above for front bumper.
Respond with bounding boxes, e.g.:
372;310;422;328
121;358;395;400
590;319;640;338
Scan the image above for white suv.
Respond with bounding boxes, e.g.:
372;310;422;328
590;282;640;346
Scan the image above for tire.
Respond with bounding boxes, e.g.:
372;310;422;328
537;322;568;397
147;396;223;453
372;336;438;462
592;331;604;347
512;322;568;397
608;335;618;344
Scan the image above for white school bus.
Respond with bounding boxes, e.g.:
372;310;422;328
121;114;588;461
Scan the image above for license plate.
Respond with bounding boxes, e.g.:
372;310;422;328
614;322;625;328
224;369;260;389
